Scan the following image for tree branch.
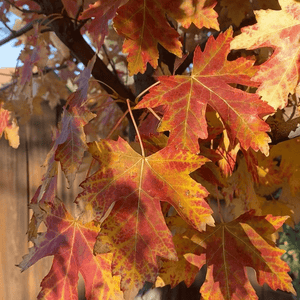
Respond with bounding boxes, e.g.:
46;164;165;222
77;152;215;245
0;18;48;46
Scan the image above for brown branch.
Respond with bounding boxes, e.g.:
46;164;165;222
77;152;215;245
0;18;49;46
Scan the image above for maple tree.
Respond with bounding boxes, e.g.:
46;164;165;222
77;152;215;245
1;0;300;299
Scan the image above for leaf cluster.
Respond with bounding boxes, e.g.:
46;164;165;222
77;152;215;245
1;0;300;299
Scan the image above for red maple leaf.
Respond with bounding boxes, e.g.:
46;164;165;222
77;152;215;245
18;198;123;300
135;28;274;155
185;211;296;299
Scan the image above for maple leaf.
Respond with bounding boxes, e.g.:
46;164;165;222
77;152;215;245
177;0;219;30
185;211;295;300
230;0;300;110
113;0;182;75
136;28;274;155
67;55;96;109
77;137;214;297
28;176;58;241
76;137;214;230
216;130;240;177
79;0;128;49
18;198;123;300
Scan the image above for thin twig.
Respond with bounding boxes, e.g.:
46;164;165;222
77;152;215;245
0;18;46;46
86;157;96;178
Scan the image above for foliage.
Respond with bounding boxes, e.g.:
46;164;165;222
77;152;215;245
1;0;300;299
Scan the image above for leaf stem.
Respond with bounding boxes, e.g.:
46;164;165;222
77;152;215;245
127;99;145;157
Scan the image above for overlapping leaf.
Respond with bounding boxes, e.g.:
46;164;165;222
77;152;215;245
113;0;182;75
18;198;123;300
185;211;295;300
136;28;273;155
230;0;300;110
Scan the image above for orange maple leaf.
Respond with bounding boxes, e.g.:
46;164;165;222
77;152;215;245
113;0;182;75
185;211;295;300
136;28;274;154
178;0;219;30
76;137;214;230
94;199;176;299
76;137;214;297
157;215;203;289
